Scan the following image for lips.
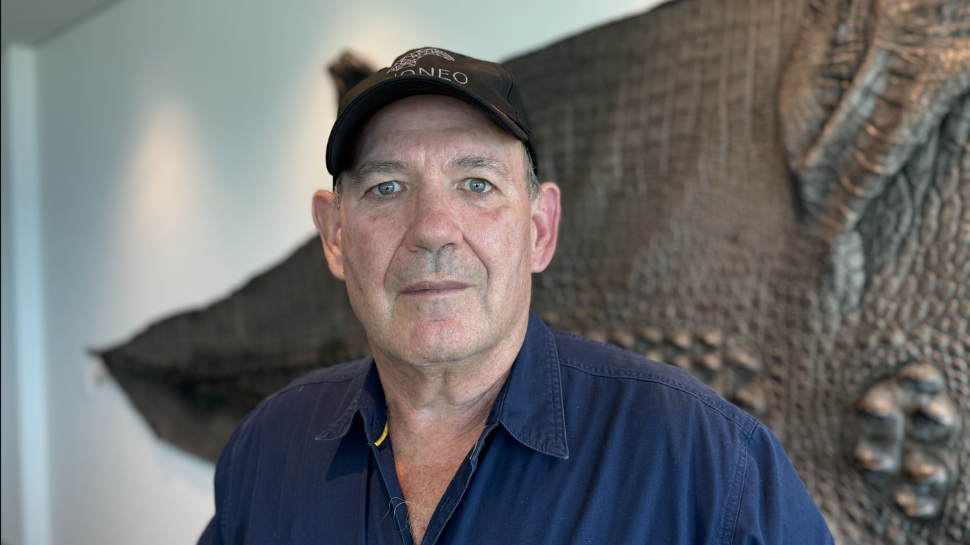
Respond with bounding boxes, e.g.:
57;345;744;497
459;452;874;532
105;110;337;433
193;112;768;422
399;280;471;295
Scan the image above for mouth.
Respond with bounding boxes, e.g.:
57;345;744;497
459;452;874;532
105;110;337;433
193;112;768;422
399;280;472;296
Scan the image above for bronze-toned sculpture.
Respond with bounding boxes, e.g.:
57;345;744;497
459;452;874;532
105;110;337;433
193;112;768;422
98;0;969;542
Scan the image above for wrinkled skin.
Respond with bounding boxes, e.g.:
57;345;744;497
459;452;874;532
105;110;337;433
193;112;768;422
313;95;554;371
99;0;969;542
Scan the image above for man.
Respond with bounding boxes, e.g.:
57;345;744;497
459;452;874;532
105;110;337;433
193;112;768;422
199;47;833;544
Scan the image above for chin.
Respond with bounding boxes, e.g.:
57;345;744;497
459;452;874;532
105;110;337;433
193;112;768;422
400;318;489;364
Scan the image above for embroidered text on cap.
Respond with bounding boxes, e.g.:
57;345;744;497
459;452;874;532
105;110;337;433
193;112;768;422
390;48;455;72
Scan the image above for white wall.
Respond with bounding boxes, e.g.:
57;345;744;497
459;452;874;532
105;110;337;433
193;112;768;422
4;0;666;544
2;44;25;545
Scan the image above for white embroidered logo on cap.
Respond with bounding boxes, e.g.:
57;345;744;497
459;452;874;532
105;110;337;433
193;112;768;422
390;48;454;71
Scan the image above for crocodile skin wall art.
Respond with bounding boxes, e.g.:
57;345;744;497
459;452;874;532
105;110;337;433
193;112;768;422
98;0;969;543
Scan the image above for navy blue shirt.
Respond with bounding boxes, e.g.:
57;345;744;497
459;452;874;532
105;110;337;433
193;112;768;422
200;312;833;544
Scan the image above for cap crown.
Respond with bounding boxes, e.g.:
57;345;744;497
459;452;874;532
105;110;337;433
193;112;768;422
326;47;535;177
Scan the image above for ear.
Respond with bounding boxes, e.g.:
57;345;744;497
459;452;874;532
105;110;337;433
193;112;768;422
530;182;561;273
312;190;346;280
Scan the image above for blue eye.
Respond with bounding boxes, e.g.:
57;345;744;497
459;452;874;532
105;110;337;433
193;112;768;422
466;178;493;194
372;181;401;196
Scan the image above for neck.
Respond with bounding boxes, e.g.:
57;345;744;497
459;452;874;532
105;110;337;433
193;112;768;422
374;316;528;438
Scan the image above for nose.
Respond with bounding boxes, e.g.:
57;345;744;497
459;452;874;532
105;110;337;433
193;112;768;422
403;184;463;255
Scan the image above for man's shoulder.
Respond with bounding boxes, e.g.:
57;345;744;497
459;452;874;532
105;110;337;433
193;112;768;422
231;358;371;440
550;329;759;434
545;330;832;545
275;358;372;394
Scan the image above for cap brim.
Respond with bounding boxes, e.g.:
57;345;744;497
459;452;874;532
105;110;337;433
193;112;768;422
326;76;530;176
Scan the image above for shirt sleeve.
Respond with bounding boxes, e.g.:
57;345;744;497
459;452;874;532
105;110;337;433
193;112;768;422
729;423;835;545
197;517;218;545
196;403;259;545
197;454;229;545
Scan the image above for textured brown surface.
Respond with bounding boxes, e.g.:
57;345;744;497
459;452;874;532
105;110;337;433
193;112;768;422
507;0;968;541
99;0;969;542
100;238;371;461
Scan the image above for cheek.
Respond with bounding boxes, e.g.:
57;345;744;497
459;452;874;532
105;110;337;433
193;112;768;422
468;208;534;281
343;214;401;291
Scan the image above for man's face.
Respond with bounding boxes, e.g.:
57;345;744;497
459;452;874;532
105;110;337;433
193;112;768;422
313;95;559;368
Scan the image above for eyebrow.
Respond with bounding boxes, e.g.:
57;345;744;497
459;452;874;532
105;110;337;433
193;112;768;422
348;160;408;185
349;155;512;185
447;155;511;179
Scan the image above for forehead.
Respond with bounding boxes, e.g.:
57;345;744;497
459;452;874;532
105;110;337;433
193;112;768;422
352;95;519;164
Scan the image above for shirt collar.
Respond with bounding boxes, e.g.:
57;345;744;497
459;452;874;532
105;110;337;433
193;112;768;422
316;311;569;459
315;359;387;445
488;311;569;458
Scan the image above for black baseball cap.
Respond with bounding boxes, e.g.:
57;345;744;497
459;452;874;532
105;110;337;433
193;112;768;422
326;47;536;178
